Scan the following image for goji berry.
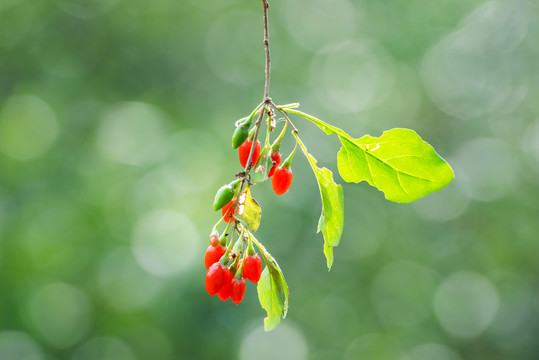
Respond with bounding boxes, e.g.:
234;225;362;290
242;254;263;283
267;151;281;178
272;166;293;195
205;262;228;296
218;267;234;301
204;244;226;270
222;199;236;223
239;140;261;168
231;277;246;304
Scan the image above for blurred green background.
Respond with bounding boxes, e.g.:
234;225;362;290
1;0;538;359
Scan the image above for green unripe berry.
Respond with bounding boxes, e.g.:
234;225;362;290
212;180;241;211
213;184;235;211
232;124;249;149
229;179;241;190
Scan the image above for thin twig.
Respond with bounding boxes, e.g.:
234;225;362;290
270;100;299;134
262;0;271;102
239;0;272;179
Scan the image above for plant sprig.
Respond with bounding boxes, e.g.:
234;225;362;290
205;0;454;331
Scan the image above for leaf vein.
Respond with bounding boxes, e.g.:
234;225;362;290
344;147;361;181
365;151;436;183
383;154;431;161
396;171;409;195
363;150;379;189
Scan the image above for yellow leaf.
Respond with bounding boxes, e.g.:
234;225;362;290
235;186;262;232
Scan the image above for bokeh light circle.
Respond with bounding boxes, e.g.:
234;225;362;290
0;331;44;360
310;40;395;114
27;283;92;349
96;102;167;166
132;210;200;277
240;323;308;360
0;94;58;161
421;1;529;119
434;271;499;338
452;138;516;202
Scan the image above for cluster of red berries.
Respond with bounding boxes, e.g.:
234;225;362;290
205;232;263;304
238;138;293;196
206;109;296;305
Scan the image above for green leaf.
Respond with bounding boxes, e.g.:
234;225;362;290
275;102;300;110
235;186;262;232
336;129;454;202
286;108;344;136
287;109;454;203
250;232;289;331
257;268;285;331
293;133;344;270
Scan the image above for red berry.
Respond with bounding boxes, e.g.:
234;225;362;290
239;140;261;168
267;152;281;178
243;254;263;283
209;233;219;247
221;200;236;223
231;277;246;304
205;262;228;296
204;244;226;270
272;166;293;195
218;268;234;301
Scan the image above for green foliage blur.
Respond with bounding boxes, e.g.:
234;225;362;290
1;0;538;359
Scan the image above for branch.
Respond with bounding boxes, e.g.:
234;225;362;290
262;0;271;102
228;0;273;221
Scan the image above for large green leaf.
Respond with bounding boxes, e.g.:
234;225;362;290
293;133;344;270
287;109;454;203
250;232;289;331
337;129;454;202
